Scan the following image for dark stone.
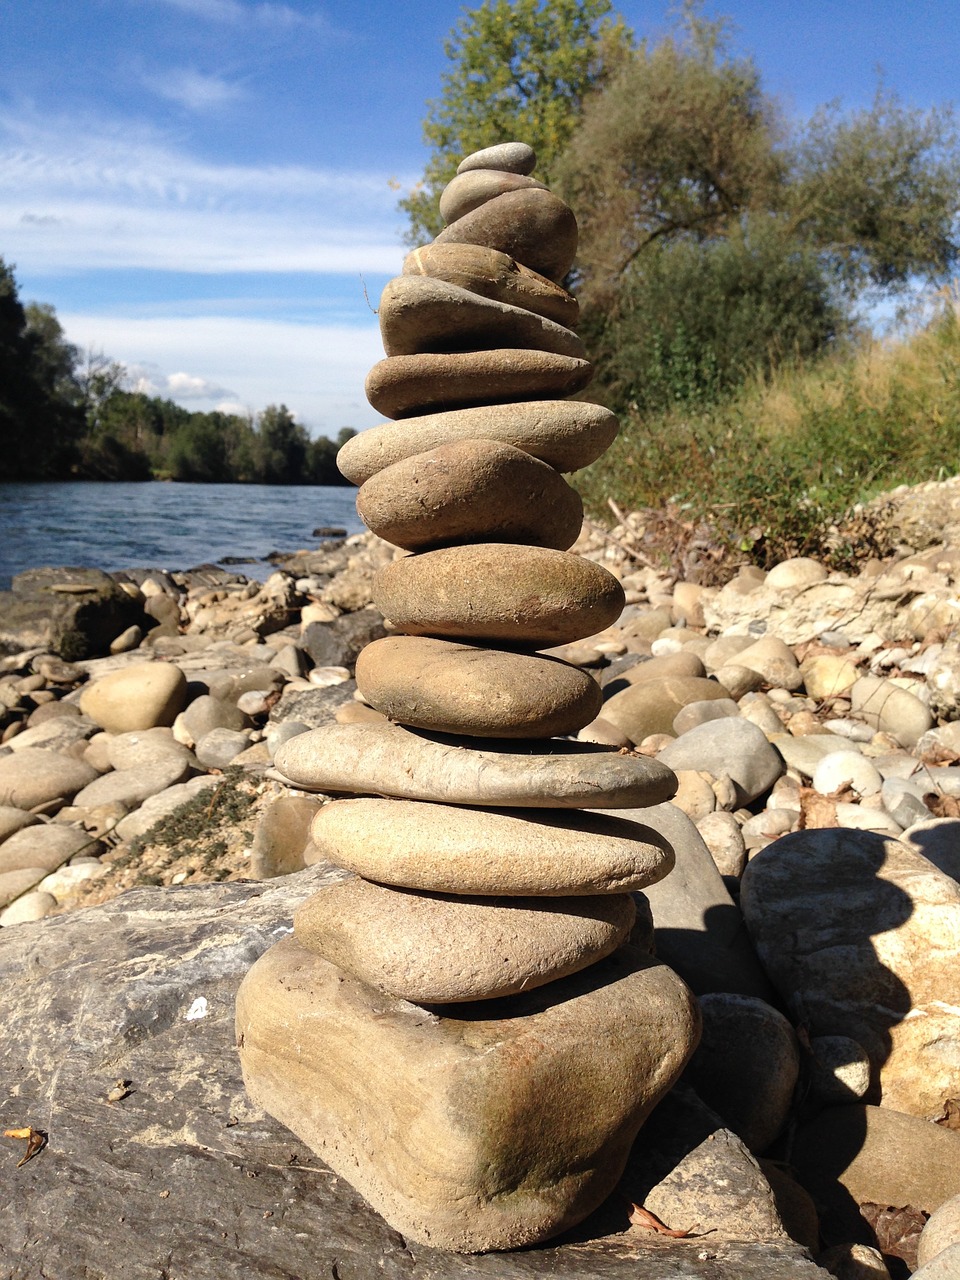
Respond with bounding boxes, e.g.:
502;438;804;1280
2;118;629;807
268;679;359;729
312;526;347;538
0;567;147;660
300;606;386;669
0;872;829;1279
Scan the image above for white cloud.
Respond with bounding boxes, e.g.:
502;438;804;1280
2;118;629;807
141;68;245;111
60;311;385;436
150;0;338;34
0;106;409;276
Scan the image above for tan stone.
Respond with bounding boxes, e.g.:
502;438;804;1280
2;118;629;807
236;938;699;1252
310;797;674;895
402;242;578;328
434;188;578;283
741;829;960;1116
378;275;584;359
355;636;603;738
357;441;583;552
457;141;536;176
800;653;859;701
294;877;636;1002
0;748;98;811
78;661;187;733
336;399;616;483
373;544;624;646
439;169;548;224
734;635;803;691
364;349;592;419
274;722;678;810
618;651;706;684
603;676;732;744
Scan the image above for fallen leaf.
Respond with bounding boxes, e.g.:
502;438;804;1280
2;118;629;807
106;1079;132;1103
860;1202;926;1271
628;1203;695;1237
935;1098;960;1130
3;1126;47;1167
926;793;960;819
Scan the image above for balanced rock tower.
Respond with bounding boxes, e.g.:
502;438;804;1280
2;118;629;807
237;142;700;1253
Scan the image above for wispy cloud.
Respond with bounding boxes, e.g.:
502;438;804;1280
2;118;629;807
62;312;385;433
141;67;245;111
151;0;338;34
0;105;409;276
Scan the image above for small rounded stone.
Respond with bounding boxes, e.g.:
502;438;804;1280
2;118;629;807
434;188;578;283
374;544;624;646
457;142;536;175
355;636;603;738
440;169;547;224
357;440;583;552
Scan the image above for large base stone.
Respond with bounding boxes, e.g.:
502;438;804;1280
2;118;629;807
236;937;700;1253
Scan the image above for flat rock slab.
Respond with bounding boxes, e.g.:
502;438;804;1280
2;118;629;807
0;565;145;660
374;544;624;646
365;350;592;419
275;722;678;809
355;637;603;738
293;877;636;1002
358;440;584;552
336;400;618;483
0;869;826;1279
310;798;674;895
238;936;699;1252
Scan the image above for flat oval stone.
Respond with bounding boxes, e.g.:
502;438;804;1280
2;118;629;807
440;169;548;224
434;189;578;282
403;243;578;327
603;676;733;744
0;748;98;811
374;544;624;645
337;400;617;484
311;797;674;895
457;141;536;175
294;877;636;1002
357;441;583;552
355;636;602;738
78;661;187;733
275;722;677;809
365;349;592;419
378;276;584;359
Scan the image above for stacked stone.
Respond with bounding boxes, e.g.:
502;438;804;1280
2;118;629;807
236;142;700;1254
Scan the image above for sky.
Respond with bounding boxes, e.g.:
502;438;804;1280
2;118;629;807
1;0;958;441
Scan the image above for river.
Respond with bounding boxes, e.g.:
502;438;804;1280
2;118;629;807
0;481;365;590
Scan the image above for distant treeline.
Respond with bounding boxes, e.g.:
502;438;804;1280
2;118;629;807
0;259;354;484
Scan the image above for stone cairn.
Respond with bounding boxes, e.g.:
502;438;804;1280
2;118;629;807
236;142;701;1253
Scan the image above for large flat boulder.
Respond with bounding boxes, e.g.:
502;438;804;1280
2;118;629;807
0;870;828;1279
0;566;146;659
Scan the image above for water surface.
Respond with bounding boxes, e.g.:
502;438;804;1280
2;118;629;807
0;481;364;590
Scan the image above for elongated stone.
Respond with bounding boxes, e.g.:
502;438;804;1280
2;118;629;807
310;798;674;895
336;400;616;483
440;169;548;224
378;275;584;359
294;877;636;1002
274;722;678;809
374;543;624;644
434;188;578;283
365;349;592;419
355;636;602;738
357;441;583;552
457;141;536;175
236;938;700;1252
402;243;578;327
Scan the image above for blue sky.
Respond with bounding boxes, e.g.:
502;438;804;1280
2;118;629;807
2;0;958;439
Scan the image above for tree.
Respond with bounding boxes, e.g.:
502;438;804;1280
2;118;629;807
400;0;633;244
0;259;84;477
254;404;309;484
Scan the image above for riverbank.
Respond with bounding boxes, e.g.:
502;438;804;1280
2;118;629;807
2;485;960;1273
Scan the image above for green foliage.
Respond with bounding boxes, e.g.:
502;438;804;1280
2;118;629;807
400;0;632;243
586;215;845;414
0;259;85;477
578;304;960;568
